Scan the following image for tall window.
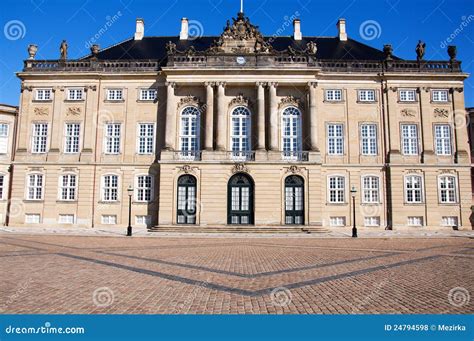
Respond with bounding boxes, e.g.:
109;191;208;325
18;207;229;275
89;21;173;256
59;174;77;201
64;123;80;153
434;125;452;155
102;175;119;201
399;89;416;102
328;176;345;203
432;90;448;102
439;176;457;203
358;90;375;102
281;107;302;160
327;124;344;155
32;123;48;153
136;175;153;202
0;174;4;200
362;176;379;203
67;88;83;101
231;107;251;159
405;175;423;203
0;123;9;154
27;173;43;200
180;107;200;158
401;124;418;155
360;124;377;155
104;123;121;154
137;123;154;154
106;89;123;101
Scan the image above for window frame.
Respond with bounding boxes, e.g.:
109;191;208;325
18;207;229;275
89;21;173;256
136;122;155;155
66;88;84;101
26;173;44;201
404;174;424;204
361;175;380;204
434;124;452;156
135;174;153;202
230;106;252;159
438;175;458;204
106;88;124;101
327;175;346;204
35;88;52;101
179;106;201;157
398;89;417;102
360;123;378;156
0;123;9;154
431;89;449;103
324;89;343;102
0;173;6;200
327;123;344;156
281;106;302;160
104;123;122;155
101;174;120;202
64;122;81;154
357;89;376;103
31;122;49;154
400;123;419;156
58;173;77;201
139;88;157;101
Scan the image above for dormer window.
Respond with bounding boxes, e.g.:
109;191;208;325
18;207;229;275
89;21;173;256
35;89;52;101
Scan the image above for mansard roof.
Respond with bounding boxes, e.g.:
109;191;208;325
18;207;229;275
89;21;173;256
82;36;398;62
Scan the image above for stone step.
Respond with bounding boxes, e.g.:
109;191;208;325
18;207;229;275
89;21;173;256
149;226;330;234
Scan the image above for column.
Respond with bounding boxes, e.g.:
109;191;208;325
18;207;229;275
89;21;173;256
204;82;215;150
256;82;266;150
308;82;319;151
164;82;176;150
216;82;226;151
269;82;278;151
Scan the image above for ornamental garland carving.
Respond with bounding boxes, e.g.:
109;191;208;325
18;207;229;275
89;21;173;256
178;165;197;175
232;163;249;174
67;107;81;116
434;108;449;118
229;94;251;108
400;108;416;117
285;166;305;175
34;107;48;116
177;96;202;111
279;95;301;109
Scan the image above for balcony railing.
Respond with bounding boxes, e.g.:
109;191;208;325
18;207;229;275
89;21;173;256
281;151;309;162
174;151;202;161
228;151;256;162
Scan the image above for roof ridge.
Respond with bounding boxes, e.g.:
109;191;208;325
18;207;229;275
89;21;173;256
78;37;135;60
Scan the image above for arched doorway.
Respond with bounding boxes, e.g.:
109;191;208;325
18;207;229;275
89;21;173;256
177;175;197;224
228;173;254;225
285;175;304;225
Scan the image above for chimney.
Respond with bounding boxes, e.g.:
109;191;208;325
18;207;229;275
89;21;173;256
293;19;302;40
180;18;189;40
337;18;347;41
134;18;144;40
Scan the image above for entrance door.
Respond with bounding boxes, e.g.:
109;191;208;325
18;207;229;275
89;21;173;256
285;175;304;225
228;173;254;225
177;175;197;224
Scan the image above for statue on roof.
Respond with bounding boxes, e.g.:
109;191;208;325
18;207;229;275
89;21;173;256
306;41;317;55
416;40;426;61
60;40;68;60
166;41;177;55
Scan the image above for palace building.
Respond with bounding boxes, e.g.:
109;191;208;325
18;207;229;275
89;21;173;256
9;10;472;230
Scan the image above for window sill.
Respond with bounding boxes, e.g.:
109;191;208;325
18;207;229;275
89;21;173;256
323;100;344;104
326;202;348;206
32;100;53;103
430;101;450;105
356;101;377;104
56;200;77;203
64;99;85;103
136;100;158;103
133;201;155;205
98;201;121;204
397;101;418;104
403;202;425;206
23;199;44;203
104;100;125;103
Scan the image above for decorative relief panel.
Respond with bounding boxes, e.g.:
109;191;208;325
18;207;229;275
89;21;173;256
279;95;302;109
229;94;251;108
67;107;81;116
434;108;449;118
400;108;416;117
34;107;48;116
232;163;249;174
177;96;202;111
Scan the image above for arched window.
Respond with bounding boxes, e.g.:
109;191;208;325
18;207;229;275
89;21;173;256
285;175;304;225
177;175;197;224
281;106;302;160
228;173;254;225
179;106;200;160
230;106;251;161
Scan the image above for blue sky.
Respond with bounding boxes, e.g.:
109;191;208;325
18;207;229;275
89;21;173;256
0;0;473;106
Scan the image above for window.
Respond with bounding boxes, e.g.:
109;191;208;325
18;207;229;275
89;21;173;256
327;124;344;155
330;217;346;227
0;174;4;199
362;176;379;203
139;89;157;101
104;123;121;154
136;215;151;226
364;217;380;227
432;90;448;102
180;107;200;159
401;124;418;155
405;175;423;203
328;176;345;203
0;124;9;154
136;175;153;202
35;89;52;101
106;89;123;101
360;124;377;155
441;216;458;227
67;88;83;101
230;107;251;160
434;125;452;155
325;89;342;101
58;214;75;224
27;174;43;200
25;214;40;224
59;174;77;201
137;123;154;154
358;90;376;102
439;176;457;203
407;216;423;227
102;175;119;202
101;215;117;225
281;107;302;160
399;89;416;102
64;123;80;153
32;123;48;153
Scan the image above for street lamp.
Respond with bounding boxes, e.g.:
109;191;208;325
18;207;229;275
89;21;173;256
126;185;133;236
350;186;358;238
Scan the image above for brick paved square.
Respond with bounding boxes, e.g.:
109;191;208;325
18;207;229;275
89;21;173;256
0;234;472;314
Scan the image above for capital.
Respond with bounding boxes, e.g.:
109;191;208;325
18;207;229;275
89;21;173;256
268;82;278;88
165;81;176;88
205;82;216;87
216;81;227;87
307;81;318;89
256;81;267;88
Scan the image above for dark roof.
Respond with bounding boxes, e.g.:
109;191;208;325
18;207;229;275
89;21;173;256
83;36;401;62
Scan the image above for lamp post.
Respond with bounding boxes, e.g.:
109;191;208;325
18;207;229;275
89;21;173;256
126;185;133;236
350;186;358;238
